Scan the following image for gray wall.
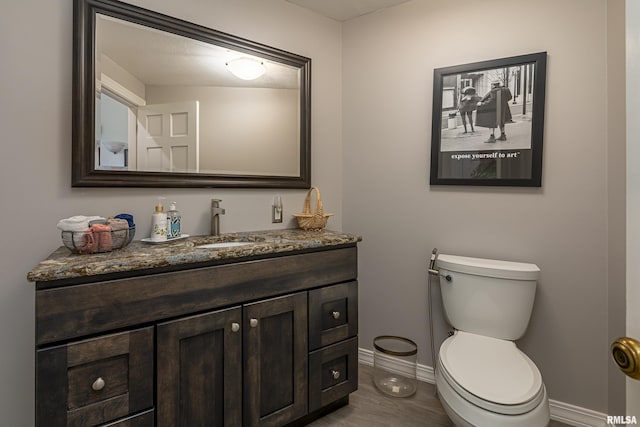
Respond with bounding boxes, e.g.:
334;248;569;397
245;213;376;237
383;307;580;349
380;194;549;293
0;1;342;425
0;0;627;424
342;0;624;414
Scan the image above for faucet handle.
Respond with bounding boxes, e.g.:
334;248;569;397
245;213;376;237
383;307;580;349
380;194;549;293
211;199;225;216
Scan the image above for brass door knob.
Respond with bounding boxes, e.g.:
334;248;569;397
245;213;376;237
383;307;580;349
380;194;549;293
611;337;640;380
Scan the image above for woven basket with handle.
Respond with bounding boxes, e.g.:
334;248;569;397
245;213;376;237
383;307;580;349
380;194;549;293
293;186;334;231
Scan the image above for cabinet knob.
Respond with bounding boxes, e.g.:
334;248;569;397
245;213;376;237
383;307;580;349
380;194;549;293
332;311;341;320
231;322;240;332
92;377;105;391
250;318;258;328
331;370;340;380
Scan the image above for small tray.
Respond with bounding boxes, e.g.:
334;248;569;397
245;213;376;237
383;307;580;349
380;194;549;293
141;234;190;244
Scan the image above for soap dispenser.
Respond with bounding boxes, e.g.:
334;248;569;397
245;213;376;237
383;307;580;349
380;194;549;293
167;201;181;239
151;198;167;242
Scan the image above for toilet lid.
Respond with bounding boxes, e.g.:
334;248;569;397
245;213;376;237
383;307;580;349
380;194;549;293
439;331;544;414
436;254;540;281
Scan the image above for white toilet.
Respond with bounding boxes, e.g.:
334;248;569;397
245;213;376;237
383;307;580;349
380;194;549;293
434;254;550;427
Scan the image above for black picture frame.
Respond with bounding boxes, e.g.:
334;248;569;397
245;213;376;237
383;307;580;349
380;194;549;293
430;52;547;187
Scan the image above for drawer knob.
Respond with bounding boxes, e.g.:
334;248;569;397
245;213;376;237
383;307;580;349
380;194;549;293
231;322;240;332
331;370;340;380
92;377;105;391
250;318;258;328
332;311;341;320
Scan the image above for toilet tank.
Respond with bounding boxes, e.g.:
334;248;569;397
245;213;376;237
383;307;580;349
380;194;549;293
436;254;540;341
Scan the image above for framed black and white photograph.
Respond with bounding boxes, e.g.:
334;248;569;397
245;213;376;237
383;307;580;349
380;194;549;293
430;52;547;187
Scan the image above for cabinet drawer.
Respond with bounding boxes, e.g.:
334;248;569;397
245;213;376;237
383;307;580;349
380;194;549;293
309;281;358;350
36;327;154;427
102;409;154;426
309;337;358;412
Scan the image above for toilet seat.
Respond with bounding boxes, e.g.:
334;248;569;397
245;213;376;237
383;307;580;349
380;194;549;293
439;331;544;415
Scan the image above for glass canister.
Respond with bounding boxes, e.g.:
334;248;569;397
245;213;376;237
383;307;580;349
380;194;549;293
373;335;418;397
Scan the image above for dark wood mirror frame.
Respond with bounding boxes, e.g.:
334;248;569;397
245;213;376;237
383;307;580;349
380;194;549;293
72;0;311;188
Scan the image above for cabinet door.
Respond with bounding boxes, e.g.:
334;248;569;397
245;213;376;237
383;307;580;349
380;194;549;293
243;292;308;427
36;327;153;427
157;307;242;427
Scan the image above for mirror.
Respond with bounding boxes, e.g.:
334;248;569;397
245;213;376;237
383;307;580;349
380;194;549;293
73;0;311;188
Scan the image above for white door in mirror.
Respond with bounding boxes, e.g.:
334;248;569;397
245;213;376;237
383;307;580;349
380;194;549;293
137;101;199;172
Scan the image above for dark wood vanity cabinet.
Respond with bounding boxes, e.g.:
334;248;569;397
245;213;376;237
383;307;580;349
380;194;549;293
35;246;359;427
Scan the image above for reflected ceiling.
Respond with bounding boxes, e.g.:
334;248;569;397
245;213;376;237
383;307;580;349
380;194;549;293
97;15;299;89
285;0;412;21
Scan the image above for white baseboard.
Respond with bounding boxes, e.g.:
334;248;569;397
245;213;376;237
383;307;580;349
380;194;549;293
548;400;610;427
359;347;435;383
358;348;608;427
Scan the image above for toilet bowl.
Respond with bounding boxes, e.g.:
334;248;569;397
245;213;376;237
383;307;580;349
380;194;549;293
433;254;550;427
436;331;549;427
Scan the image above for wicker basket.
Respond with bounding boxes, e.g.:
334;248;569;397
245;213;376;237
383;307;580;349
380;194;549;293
293;187;334;231
61;227;135;254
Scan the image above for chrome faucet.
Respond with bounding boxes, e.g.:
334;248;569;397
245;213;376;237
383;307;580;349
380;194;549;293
211;199;226;236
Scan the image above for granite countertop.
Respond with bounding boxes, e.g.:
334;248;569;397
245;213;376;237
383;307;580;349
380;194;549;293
27;229;362;283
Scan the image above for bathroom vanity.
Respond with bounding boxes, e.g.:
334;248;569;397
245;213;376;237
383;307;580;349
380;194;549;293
28;229;361;426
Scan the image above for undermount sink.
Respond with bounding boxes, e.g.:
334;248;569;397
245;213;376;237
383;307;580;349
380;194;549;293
196;241;253;249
